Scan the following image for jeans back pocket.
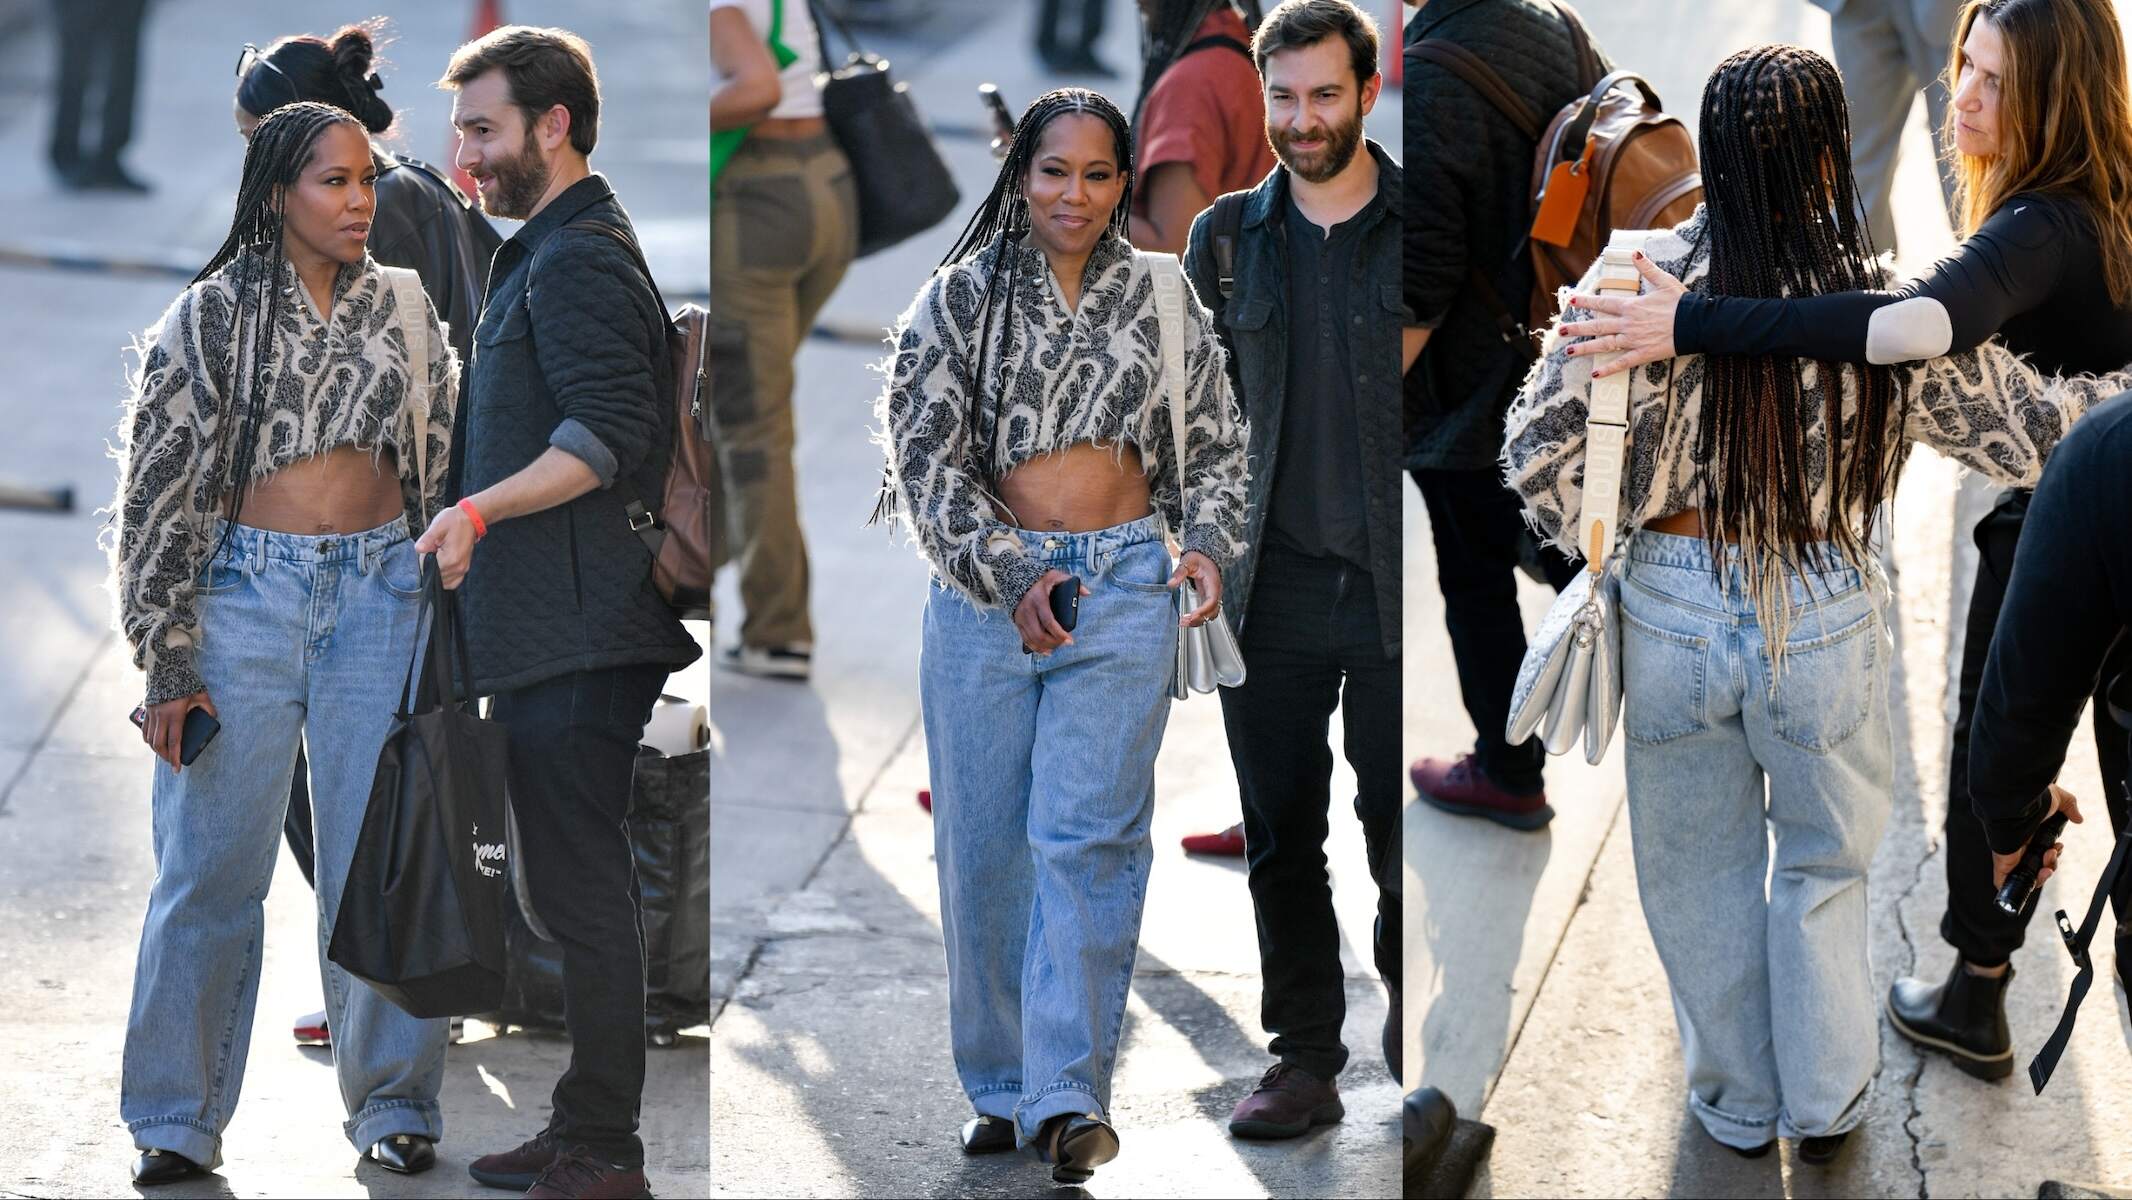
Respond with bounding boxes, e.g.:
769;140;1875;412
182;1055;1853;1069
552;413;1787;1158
1764;607;1878;753
1621;602;1711;746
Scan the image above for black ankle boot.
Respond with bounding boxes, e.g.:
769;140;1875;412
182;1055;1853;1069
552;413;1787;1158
1885;958;2015;1080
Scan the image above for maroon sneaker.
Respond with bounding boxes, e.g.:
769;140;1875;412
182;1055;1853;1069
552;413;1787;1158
468;1130;562;1191
1410;754;1553;831
1227;1063;1345;1139
1181;821;1248;856
524;1150;653;1199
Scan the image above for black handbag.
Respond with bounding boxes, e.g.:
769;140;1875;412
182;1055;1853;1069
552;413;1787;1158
327;560;513;1018
809;0;960;257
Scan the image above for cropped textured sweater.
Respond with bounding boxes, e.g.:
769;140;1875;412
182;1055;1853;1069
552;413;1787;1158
876;235;1250;610
111;250;457;705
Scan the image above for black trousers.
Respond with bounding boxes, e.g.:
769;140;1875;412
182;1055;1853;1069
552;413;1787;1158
47;0;147;172
1943;491;2132;966
490;662;668;1166
1220;545;1401;1081
1035;0;1106;56
1412;467;1580;795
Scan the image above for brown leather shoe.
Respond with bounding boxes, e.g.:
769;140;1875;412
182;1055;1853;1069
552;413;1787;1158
468;1130;562;1191
1411;754;1553;831
1227;1063;1345;1139
524;1150;653;1199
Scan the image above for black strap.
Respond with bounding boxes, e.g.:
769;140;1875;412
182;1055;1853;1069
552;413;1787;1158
1210;190;1248;300
2028;818;2132;1091
398;558;477;717
806;0;865;70
1180;33;1251;63
1550;0;1603;92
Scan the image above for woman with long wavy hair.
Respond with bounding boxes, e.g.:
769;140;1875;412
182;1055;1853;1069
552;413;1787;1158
1504;44;2132;1165
875;88;1248;1184
110;101;454;1186
1561;0;2132;1083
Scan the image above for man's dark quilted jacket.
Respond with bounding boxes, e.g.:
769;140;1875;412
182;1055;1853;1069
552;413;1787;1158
1405;0;1612;470
461;174;702;694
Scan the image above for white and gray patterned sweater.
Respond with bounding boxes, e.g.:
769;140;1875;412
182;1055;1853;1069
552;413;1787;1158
111;250;457;705
876;235;1250;610
1504;208;2132;561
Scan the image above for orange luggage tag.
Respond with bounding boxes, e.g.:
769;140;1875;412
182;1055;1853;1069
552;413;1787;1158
1530;139;1595;247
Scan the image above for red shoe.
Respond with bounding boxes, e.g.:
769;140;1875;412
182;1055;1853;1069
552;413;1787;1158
1182;822;1248;856
293;1010;329;1047
1410;754;1553;830
918;789;932;814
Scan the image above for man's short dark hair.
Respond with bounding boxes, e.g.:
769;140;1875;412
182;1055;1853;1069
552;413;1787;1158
1252;0;1380;86
439;25;601;156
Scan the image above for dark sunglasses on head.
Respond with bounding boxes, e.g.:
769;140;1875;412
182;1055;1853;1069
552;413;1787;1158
235;43;300;108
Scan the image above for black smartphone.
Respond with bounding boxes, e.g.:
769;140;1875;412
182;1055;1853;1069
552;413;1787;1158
1050;574;1080;633
129;704;223;767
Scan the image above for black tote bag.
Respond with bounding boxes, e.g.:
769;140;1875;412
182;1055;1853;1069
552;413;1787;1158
809;0;960;257
328;560;513;1018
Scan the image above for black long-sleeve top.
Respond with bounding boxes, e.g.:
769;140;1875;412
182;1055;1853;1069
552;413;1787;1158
1970;392;2132;853
1674;191;2132;377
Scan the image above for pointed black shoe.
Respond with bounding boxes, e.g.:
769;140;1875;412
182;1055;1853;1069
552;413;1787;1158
1886;958;2015;1080
132;1149;204;1185
367;1134;437;1174
1035;1114;1119;1185
959;1115;1015;1155
1798;1130;1851;1166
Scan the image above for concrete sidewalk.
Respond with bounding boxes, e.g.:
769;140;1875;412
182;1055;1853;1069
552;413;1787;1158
0;3;710;1196
708;1;1404;1194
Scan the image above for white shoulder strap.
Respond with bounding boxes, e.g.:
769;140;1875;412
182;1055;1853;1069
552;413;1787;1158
1577;230;1651;571
1145;251;1191;542
382;266;433;528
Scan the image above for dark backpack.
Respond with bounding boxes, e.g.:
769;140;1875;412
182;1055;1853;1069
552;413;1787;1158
1410;0;1701;356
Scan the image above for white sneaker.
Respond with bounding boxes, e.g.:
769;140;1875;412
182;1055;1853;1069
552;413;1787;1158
717;643;813;680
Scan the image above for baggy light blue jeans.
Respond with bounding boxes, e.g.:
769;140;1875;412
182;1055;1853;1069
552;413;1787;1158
920;514;1178;1144
121;519;449;1168
1617;532;1892;1148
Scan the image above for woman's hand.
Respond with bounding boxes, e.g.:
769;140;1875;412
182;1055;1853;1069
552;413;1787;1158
1015;568;1089;655
415;505;477;589
1170;550;1221;627
1991;784;2084;890
1562;252;1688;379
142;691;217;773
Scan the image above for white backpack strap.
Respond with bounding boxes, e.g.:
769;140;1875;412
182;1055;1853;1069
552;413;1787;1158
1146;251;1191;542
1576;230;1650;570
383;267;433;528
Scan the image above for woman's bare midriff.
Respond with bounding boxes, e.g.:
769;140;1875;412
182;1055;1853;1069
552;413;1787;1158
1647;507;1830;543
221;445;405;534
996;441;1153;534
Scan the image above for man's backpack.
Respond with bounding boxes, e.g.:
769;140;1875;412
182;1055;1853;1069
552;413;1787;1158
1411;0;1702;356
556;221;713;623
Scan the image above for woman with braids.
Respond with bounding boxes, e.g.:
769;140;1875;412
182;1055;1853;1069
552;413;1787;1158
1504;45;2132;1165
1560;0;2132;1084
1125;0;1274;255
876;88;1247;1183
110;101;455;1186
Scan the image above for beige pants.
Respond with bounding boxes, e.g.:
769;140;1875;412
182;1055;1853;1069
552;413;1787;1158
709;132;857;648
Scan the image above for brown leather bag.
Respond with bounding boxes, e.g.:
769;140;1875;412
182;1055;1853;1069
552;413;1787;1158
1412;1;1702;356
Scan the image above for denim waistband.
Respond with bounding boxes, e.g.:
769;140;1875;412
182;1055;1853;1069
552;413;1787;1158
207;516;410;571
1016;513;1165;571
1628;530;1867;582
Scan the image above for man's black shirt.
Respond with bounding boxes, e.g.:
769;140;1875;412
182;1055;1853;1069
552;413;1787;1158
1269;193;1373;568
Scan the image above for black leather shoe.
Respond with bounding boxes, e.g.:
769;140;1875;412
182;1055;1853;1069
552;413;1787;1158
1383;983;1403;1083
959;1115;1014;1155
1886;958;2015;1080
132;1149;203;1185
368;1134;437;1174
1036;1114;1119;1185
1402;1087;1456;1182
1798;1130;1851;1166
1725;1138;1774;1159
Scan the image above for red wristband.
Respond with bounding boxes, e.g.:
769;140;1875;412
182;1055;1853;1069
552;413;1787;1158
457;497;489;540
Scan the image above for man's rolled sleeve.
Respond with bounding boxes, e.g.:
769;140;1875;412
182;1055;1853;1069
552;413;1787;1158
527;232;665;489
550;416;621;486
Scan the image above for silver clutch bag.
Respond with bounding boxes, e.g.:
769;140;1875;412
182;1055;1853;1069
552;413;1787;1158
1503;232;1649;766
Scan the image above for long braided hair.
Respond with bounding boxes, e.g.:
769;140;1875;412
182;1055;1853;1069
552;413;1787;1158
936;88;1135;490
194;101;368;561
1693;45;1903;603
1129;0;1257;142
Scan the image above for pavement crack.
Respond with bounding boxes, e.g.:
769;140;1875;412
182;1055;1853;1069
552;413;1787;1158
0;630;110;819
1894;810;1936;1200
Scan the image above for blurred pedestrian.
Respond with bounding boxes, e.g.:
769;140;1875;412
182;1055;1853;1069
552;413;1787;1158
1127;0;1275;256
710;0;857;681
877;88;1248;1185
46;0;152;191
427;26;702;1199
231;17;503;1054
1038;0;1118;76
1178;0;1405;1140
112;101;456;1186
1810;0;1963;255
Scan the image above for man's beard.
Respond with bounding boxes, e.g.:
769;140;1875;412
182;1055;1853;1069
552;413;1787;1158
1268;103;1365;184
477;127;551;219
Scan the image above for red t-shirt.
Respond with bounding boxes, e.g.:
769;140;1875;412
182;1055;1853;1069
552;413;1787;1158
1133;9;1276;217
